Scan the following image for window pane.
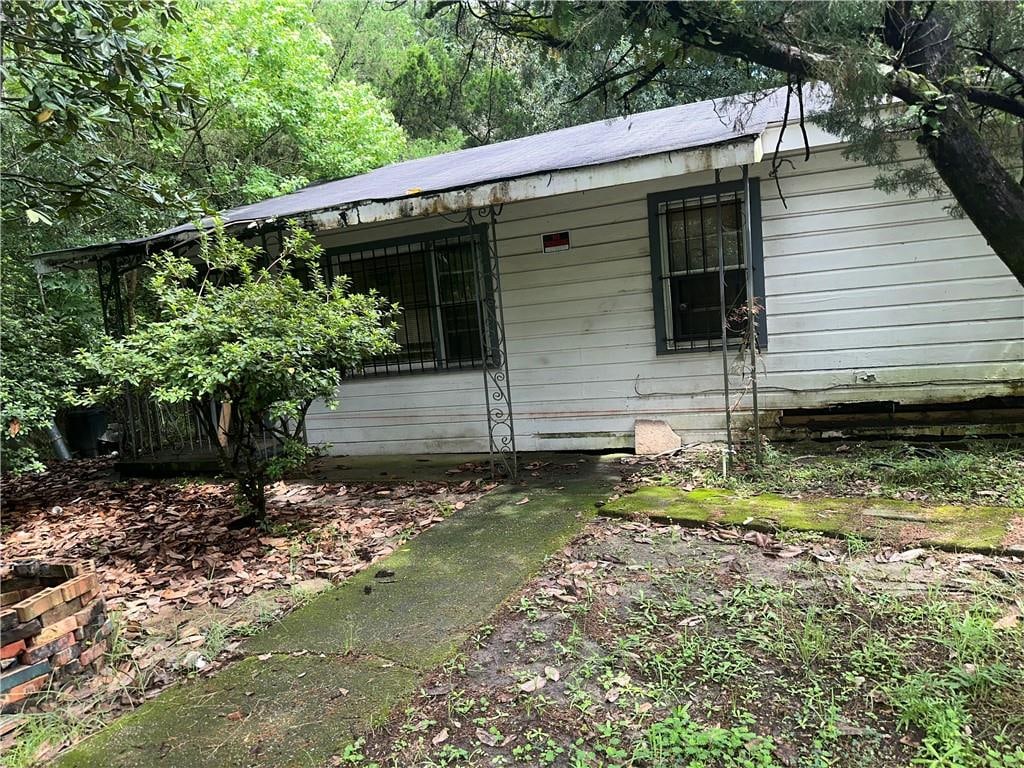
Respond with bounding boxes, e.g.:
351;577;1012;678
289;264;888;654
670;268;748;344
328;231;489;375
345;250;436;369
659;190;749;349
441;304;482;363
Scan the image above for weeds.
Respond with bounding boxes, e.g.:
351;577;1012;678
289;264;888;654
649;440;1024;506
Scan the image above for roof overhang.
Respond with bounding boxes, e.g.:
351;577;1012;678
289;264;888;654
313;134;763;232
35;134;764;272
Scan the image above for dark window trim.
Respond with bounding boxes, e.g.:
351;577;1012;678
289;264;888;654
321;223;495;377
647;178;767;355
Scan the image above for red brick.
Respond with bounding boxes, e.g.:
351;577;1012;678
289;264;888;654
26;616;77;648
78;639;108;668
73;598;105;628
2;618;41;644
19;633;75;665
0;661;50;692
0;641;25;661
0;672;50;709
51;644;81;667
38;596;82;627
59;574;99;603
1;588;39;607
13;587;62;623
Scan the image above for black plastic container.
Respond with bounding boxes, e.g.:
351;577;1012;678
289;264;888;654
64;407;108;458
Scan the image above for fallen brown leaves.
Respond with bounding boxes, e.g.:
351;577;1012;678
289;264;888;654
2;459;486;624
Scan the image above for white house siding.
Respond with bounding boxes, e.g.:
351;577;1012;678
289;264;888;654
305;145;1024;454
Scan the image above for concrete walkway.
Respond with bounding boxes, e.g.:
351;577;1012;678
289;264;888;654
56;458;617;768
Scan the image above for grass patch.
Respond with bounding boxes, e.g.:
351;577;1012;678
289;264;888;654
348;520;1024;768
635;440;1024;507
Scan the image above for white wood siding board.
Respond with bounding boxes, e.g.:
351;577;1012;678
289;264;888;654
762;342;1022;372
507;366;1022;409
503;274;653;307
329;371;480;398
767;257;1008;295
501;238;649;274
312;436;490;454
769;277;1020;313
762;187;953;219
507;327;656;355
502;257;647;293
763;203;966;240
765;235;987;276
768;319;1024;353
503;290;653;317
506;311;655;339
502;250;647;280
497;218;651;258
493;203;647;241
764;165;930;201
762;220;974;255
314;415;488;430
311;421;489;442
500;342;1021;384
771;298;1024;333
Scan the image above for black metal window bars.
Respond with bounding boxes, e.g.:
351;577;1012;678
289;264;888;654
322;228;492;376
656;190;748;352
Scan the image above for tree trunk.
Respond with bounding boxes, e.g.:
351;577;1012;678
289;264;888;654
918;100;1024;284
234;471;267;526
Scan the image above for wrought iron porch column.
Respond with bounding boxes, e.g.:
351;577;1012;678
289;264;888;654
467;205;517;480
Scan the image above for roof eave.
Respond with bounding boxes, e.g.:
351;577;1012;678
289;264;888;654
36;134;764;270
312;134;764;233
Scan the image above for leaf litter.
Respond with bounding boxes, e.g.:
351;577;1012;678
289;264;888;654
0;457;491;756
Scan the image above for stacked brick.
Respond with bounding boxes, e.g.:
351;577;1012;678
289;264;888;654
1;561;110;711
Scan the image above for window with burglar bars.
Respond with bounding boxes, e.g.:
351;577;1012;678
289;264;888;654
648;181;766;354
323;227;491;375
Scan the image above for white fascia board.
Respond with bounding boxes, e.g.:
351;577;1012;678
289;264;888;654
311;136;763;232
760;120;846;156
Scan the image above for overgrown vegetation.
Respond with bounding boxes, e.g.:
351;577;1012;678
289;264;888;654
344;519;1024;767
627;441;1024;508
77;224;397;521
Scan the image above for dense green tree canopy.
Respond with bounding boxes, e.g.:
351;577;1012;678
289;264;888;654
160;0;407;206
1;0;193;224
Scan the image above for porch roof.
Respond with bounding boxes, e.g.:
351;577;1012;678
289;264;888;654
36;86;826;268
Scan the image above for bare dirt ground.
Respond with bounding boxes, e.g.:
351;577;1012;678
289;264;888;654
353;517;1024;768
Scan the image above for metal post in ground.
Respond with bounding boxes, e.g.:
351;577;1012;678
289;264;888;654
742;166;762;464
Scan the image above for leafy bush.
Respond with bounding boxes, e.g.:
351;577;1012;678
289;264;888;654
0;254;97;474
79;222;397;521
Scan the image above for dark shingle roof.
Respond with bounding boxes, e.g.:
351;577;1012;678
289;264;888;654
39;87;822;265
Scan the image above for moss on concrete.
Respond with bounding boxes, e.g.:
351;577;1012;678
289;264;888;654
247;481;603;667
601;486;1022;554
56;655;416;768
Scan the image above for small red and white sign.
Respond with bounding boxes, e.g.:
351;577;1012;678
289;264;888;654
542;231;570;253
